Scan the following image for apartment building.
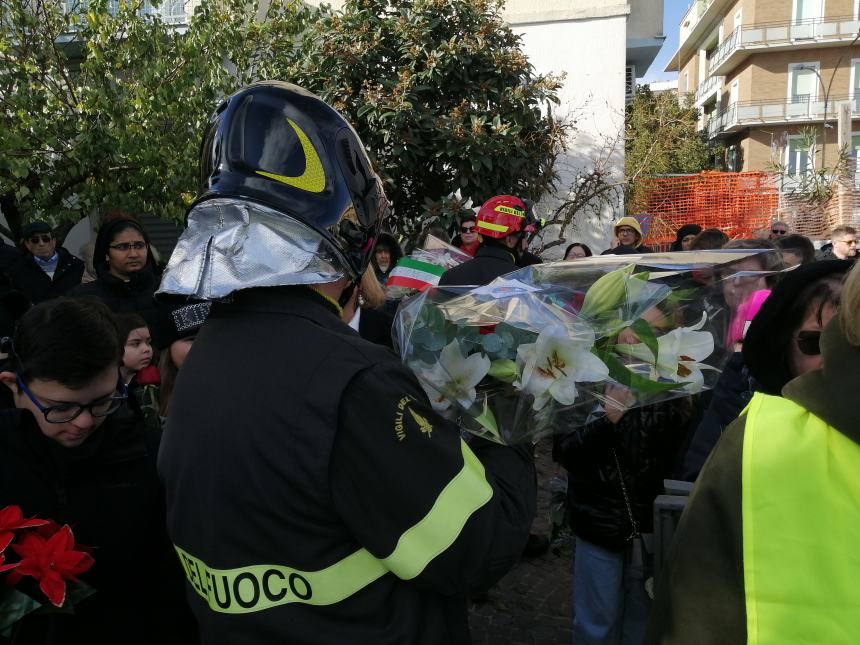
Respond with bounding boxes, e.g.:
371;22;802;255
667;0;860;177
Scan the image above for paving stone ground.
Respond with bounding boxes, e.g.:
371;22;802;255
468;440;574;645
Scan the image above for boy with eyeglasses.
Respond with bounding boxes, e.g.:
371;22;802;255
0;297;196;643
7;220;85;304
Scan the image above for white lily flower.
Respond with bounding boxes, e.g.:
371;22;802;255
514;324;610;411
615;313;715;392
411;340;491;412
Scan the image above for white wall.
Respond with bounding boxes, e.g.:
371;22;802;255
514;15;627;257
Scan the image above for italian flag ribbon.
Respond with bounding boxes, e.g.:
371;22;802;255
386;257;446;291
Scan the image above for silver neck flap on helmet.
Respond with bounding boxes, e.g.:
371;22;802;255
156;198;349;300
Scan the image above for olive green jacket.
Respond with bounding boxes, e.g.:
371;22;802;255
645;317;860;644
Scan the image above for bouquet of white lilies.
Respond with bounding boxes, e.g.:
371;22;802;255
394;250;773;445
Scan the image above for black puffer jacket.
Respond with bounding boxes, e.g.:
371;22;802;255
72;266;159;322
0;409;197;644
7;247;85;304
554;399;693;552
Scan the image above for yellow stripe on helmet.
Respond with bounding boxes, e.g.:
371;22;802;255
478;220;508;232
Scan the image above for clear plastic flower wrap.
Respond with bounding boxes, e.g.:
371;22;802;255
384;235;473;299
393;249;782;445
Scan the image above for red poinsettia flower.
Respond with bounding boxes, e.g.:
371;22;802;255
0;550;18;573
136;365;161;386
0;505;49;547
10;524;94;607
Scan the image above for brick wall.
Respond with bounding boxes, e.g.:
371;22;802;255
743;47;860;104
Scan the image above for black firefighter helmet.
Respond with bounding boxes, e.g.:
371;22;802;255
195;81;388;279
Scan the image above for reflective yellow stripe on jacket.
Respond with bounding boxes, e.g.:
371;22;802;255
742;393;860;645
174;439;493;614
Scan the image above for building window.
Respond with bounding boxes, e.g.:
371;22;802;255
850;133;860;177
793;0;823;23
786;135;814;176
852;60;860;100
788;63;819;103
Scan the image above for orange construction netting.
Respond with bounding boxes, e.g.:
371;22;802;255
633;170;860;247
633;171;778;247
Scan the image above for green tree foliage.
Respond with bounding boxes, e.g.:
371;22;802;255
289;0;567;241
625;85;719;181
0;0;311;235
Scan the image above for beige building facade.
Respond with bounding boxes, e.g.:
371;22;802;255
667;0;860;179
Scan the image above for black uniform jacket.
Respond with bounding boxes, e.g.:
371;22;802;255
158;286;536;644
0;408;196;645
7;247;85;304
438;243;519;287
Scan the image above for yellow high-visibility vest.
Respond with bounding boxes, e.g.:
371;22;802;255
742;393;860;645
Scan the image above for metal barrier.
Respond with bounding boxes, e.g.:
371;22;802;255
652;479;693;587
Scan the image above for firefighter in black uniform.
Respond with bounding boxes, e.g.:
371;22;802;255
438;194;537;287
156;82;536;644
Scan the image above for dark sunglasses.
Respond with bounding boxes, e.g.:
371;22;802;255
109;241;147;252
771;229;788;235
795;330;821;356
28;235;52;244
460;225;476;233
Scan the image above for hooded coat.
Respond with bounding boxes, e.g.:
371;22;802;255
613;216;653;253
371;232;403;285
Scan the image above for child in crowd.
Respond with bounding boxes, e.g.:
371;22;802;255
115;312;153;387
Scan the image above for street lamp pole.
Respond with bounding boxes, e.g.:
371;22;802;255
800;29;860;171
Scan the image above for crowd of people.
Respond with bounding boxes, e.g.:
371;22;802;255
1;80;859;645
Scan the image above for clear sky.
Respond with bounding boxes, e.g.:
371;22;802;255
642;0;690;82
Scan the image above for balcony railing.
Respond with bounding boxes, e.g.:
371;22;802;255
680;0;716;45
695;73;722;103
709;15;860;75
708;93;860;137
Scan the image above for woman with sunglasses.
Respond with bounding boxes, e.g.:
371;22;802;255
680;260;849;481
647;263;860;645
72;215;160;322
453;213;481;257
0;297;196;644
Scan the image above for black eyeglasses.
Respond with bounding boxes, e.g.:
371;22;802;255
109;241;147;252
460;226;476;233
28;235;52;244
771;229;788;236
16;373;127;424
795;331;821;356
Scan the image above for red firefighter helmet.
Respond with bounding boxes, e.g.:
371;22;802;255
475;195;536;239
